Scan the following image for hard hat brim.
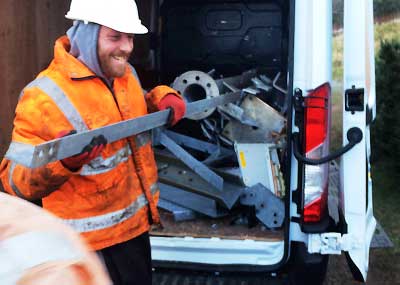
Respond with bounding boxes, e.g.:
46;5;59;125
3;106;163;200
65;14;149;34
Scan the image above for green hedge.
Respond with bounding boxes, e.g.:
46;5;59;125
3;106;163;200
371;39;400;170
374;0;400;19
333;0;400;28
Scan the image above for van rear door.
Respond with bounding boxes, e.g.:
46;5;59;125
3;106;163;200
341;0;376;281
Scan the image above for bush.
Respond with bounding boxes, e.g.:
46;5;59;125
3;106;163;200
371;39;400;170
333;0;400;28
374;0;400;19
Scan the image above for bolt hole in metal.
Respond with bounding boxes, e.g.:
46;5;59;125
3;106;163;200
171;70;220;120
172;70;220;120
183;84;207;103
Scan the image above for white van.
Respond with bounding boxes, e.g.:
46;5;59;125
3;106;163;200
1;0;375;284
128;0;377;283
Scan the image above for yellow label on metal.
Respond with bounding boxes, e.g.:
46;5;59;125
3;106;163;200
239;151;246;168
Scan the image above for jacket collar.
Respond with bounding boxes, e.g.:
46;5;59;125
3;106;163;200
53;36;97;80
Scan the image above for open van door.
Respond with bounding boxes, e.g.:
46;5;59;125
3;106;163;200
341;0;377;281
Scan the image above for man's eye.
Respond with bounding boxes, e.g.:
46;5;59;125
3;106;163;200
110;35;121;40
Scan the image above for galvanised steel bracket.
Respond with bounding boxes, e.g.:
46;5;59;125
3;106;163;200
159;183;228;218
240;183;285;229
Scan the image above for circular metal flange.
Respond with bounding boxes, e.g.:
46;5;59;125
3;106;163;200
172;70;220;120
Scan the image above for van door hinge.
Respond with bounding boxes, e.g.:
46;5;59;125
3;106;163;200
308;233;362;255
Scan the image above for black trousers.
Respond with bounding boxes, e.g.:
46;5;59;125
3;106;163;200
98;232;152;285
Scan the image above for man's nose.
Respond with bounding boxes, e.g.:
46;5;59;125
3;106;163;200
120;36;134;53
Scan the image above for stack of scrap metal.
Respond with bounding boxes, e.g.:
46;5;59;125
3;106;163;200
155;70;287;229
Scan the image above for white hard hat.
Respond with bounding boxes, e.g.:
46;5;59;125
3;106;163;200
65;0;148;34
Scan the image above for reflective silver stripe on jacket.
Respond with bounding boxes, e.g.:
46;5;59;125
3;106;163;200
135;132;151;148
0;231;83;284
80;145;132;176
149;182;159;194
18;78;44;100
8;162;27;200
61;183;159;233
30;76;88;132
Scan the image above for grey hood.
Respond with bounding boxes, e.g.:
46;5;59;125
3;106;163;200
66;21;112;86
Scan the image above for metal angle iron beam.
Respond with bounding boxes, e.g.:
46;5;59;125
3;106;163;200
154;130;224;191
156;155;243;209
8;91;243;168
161;130;235;166
159;183;227;218
157;199;201;221
161;130;232;156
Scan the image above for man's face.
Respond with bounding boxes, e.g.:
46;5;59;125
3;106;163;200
97;26;134;79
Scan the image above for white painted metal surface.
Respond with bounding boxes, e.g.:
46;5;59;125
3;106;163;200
235;143;279;194
308;233;362;255
340;0;376;281
290;0;332;243
151;237;284;266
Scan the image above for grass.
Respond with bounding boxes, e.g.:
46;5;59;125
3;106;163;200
332;33;344;82
375;19;400;48
330;86;343;152
372;160;400;252
332;19;400;82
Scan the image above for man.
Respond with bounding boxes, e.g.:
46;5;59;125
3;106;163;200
0;192;111;285
0;0;186;284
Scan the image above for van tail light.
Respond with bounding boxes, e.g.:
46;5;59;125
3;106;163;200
302;83;331;223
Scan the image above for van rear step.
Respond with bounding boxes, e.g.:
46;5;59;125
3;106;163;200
152;269;287;285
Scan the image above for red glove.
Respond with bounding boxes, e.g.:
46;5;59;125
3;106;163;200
57;131;107;171
157;94;186;126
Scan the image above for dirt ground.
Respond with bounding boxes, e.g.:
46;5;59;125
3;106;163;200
325;249;400;285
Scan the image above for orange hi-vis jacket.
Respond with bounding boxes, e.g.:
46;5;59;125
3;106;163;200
0;193;111;285
0;36;177;250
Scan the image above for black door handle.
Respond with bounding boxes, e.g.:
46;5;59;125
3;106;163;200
292;127;363;165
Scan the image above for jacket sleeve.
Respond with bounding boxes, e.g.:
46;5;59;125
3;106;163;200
0;86;77;200
145;85;182;113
